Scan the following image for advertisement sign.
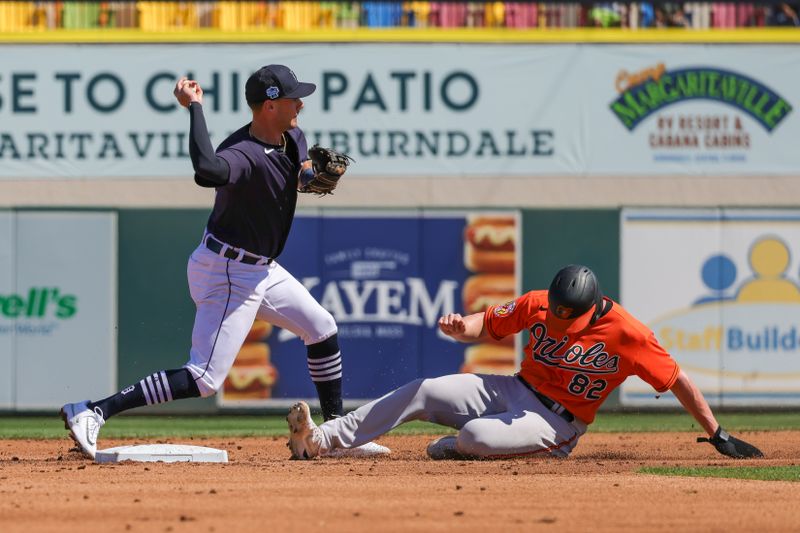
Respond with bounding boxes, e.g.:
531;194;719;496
595;48;795;174
0;44;563;179
620;208;800;407
0;212;117;410
1;44;795;179
0;212;12;408
218;210;520;407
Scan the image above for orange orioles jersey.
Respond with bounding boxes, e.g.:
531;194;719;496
484;290;679;424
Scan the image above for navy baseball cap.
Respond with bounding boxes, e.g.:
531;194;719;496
245;64;316;104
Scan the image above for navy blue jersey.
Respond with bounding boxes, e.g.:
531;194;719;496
207;124;308;258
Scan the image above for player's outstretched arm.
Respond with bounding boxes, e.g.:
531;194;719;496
669;369;718;436
438;312;488;343
670;369;764;458
173;77;230;187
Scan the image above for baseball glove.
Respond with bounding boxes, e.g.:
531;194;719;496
299;145;354;196
697;426;764;459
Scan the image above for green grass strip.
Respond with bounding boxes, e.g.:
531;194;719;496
1;411;798;439
591;411;800;433
0;416;451;439
640;465;800;482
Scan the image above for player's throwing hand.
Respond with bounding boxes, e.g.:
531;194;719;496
438;313;467;336
174;77;203;108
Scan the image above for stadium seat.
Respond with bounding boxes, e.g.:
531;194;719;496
138;1;199;31
216;1;277;31
430;2;467;28
483;1;504;27
334;1;360;28
61;2;109;29
279;1;321;30
111;2;138;28
0;2;37;32
505;2;537;29
319;1;337;28
403;2;431;28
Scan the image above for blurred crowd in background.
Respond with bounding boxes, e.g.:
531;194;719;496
0;1;798;32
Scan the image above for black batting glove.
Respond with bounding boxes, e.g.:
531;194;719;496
697;426;764;459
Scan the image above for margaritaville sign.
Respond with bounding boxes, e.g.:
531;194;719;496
610;64;793;132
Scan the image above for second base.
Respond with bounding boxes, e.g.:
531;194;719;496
95;444;228;464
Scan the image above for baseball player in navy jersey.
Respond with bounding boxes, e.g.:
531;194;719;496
60;64;388;459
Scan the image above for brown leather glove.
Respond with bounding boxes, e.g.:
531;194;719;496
299;145;354;196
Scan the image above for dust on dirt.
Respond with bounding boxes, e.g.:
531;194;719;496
1;431;797;533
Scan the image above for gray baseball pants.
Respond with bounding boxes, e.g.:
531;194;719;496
318;373;588;458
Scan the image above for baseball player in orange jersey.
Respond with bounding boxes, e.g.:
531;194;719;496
287;264;763;460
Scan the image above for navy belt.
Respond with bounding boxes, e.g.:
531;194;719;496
204;235;272;266
516;375;575;423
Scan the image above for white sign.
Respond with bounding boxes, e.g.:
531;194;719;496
0;44;795;178
621;208;800;407
0;212;117;410
0;211;13;408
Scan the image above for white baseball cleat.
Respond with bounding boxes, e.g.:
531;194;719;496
426;435;469;460
60;401;105;459
286;401;323;460
326;441;391;458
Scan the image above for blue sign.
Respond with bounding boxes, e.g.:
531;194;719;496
269;213;473;399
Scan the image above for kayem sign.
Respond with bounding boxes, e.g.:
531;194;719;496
0;212;117;410
218;210;521;407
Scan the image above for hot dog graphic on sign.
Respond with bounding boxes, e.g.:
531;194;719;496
460;214;520;375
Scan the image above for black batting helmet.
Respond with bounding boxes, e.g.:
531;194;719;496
546;264;604;334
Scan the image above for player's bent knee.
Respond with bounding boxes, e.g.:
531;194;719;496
301;311;338;345
456;423;495;457
315;312;337;340
323;310;337;332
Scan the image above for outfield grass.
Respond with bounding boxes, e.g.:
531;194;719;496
1;411;798;439
640;465;800;482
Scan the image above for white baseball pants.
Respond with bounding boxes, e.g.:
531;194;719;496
183;243;336;396
319;373;588;458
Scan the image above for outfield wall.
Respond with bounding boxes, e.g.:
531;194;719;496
4;207;800;413
1;40;798;413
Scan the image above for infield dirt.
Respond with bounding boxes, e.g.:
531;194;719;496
1;431;797;533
